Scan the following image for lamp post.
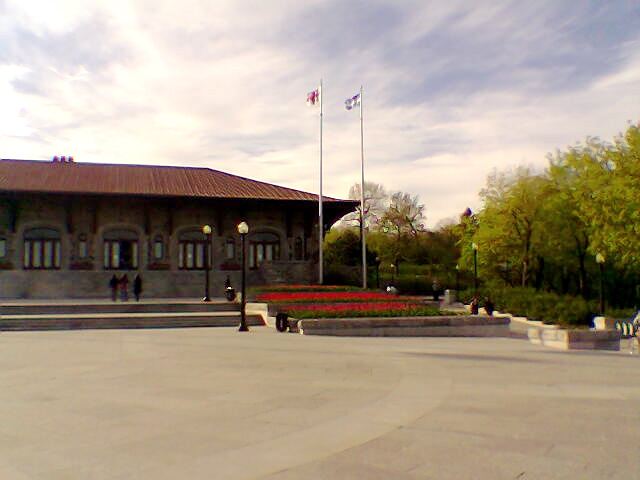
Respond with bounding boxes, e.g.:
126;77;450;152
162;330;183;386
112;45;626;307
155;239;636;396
455;264;460;292
472;242;478;297
375;256;380;289
237;221;249;332
596;252;605;315
202;225;212;302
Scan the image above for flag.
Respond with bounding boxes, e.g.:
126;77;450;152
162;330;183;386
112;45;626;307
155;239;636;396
345;93;360;110
306;88;320;106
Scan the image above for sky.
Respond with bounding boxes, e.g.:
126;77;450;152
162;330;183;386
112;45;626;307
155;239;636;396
1;0;639;228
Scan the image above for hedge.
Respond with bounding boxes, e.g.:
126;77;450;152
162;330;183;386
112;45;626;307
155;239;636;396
459;286;596;328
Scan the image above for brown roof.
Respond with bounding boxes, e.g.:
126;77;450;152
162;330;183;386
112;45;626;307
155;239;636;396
0;159;353;203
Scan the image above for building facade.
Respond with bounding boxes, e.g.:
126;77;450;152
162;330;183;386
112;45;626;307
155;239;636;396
0;159;356;299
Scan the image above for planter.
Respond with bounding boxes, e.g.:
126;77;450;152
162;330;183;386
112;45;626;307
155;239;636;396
70;261;94;270
225;287;236;302
147;262;170;270
527;325;620;350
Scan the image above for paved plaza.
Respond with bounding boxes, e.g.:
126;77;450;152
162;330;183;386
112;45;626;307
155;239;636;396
1;326;638;479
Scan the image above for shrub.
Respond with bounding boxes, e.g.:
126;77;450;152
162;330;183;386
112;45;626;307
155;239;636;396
283;302;443;319
460;286;596;328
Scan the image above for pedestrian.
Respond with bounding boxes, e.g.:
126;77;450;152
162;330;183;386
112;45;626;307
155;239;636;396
109;274;119;301
133;274;142;302
484;297;495;316
120;274;129;302
432;280;440;301
470;296;479;315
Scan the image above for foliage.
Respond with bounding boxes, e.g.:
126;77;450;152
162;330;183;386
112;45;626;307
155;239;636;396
323;228;361;266
323;227;377;267
459;286;596;328
473;167;551;287
550;125;640;269
282;302;443;319
464;122;640;308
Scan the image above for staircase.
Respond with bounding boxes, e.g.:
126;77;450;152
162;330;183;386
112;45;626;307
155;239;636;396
0;299;264;331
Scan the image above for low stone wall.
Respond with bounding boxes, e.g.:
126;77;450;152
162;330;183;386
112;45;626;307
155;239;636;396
297;315;510;337
527;325;621;351
470;308;622;351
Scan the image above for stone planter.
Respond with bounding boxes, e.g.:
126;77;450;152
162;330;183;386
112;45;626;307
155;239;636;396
527;325;621;350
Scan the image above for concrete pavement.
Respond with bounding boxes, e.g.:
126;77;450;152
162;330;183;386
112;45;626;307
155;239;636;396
0;327;638;479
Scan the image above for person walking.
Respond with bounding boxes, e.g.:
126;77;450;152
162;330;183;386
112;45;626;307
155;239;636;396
432;280;440;301
133;274;143;302
470;296;479;315
109;274;119;301
484;297;495;316
120;274;129;302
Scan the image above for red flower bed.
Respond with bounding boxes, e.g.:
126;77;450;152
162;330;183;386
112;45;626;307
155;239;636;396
256;291;413;303
252;285;355;293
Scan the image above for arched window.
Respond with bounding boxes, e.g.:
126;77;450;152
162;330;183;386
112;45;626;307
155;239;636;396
153;235;164;260
103;229;139;270
178;230;211;270
249;232;280;268
24;228;61;269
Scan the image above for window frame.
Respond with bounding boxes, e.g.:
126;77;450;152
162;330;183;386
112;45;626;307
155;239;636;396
103;229;139;270
248;232;280;268
178;230;211;270
23;228;61;270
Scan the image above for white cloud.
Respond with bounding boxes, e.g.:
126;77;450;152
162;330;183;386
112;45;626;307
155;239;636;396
1;0;639;228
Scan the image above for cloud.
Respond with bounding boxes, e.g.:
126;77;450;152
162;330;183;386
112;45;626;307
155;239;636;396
1;0;639;228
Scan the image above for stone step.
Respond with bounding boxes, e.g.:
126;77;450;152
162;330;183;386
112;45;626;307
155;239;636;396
1;301;238;316
0;312;263;331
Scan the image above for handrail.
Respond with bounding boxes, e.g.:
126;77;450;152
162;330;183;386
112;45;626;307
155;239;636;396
615;311;640;338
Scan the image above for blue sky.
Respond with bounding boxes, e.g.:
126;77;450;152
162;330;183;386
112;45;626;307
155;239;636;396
1;0;639;227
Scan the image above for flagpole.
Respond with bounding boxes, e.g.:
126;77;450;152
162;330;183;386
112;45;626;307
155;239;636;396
359;85;367;289
318;79;324;285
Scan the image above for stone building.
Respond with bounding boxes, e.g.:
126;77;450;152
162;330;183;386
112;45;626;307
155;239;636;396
0;158;356;299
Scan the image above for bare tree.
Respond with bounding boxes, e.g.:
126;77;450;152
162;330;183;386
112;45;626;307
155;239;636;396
341;181;388;229
378;191;426;237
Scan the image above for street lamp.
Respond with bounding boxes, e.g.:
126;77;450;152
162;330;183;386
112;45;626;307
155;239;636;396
237;221;249;332
455;264;460;292
202;225;212;302
596;252;605;315
472;242;478;297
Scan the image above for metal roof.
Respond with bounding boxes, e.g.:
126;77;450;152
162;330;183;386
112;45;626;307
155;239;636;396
0;159;352;203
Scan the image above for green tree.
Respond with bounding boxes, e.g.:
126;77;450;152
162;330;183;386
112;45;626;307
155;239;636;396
557;124;640;268
473;168;550;287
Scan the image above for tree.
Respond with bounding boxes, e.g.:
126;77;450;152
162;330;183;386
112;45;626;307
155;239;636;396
341;181;388;229
377;191;426;270
323;228;361;266
557;124;640;269
473;168;550;287
378;191;426;236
